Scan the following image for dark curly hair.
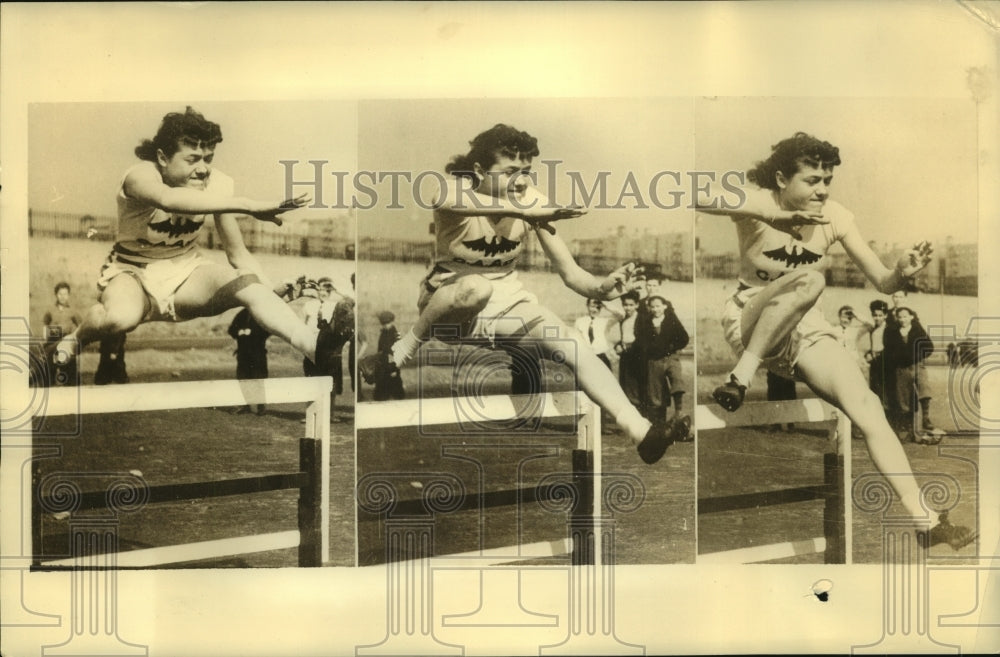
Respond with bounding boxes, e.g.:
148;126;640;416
445;124;540;179
747;132;841;191
869;299;889;314
134;106;223;162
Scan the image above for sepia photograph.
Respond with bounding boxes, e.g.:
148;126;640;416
26;101;358;567
354;98;696;569
2;2;997;656
693;97;981;566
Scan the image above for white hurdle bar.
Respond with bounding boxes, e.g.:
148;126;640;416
31;377;332;566
356;390;601;564
696;398;852;564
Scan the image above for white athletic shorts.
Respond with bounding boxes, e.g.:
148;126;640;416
418;267;541;344
98;248;208;321
721;283;838;380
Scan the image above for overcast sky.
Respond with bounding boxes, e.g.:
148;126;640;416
28;101;358;224
29;96;978;253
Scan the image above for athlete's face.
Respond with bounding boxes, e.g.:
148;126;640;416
776;161;833;213
476;153;533;200
158;141;214;189
622;298;638;317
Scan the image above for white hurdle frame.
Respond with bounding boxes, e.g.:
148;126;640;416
696;398;852;564
355;390;602;564
30;377;332;567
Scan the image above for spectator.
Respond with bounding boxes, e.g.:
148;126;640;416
373;311;404;401
39;281;81;387
573;298;614;369
884;306;935;441
228;307;270;414
635;293;691;439
612;291;645;410
94;333;130;385
862;299;890;411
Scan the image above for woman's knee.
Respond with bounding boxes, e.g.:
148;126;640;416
99;303;143;334
847;388;887;426
454;276;493;311
789;269;825;307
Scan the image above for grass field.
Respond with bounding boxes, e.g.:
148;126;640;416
694;278;980;564
23;239;981;567
355;258;697;565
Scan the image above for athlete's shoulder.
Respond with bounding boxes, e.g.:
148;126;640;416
822;199;856;238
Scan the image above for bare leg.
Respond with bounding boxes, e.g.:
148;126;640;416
390;275;494;367
795;338;925;520
733;269;826;385
519;304;651;445
173;265;318;361
56;275;148;359
714;270;827;411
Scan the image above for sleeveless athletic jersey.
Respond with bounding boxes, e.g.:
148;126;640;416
432;186;542;278
114;163;235;263
735;187;855;287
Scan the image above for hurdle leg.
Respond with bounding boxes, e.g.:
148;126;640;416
571;399;599;566
298;437;323;567
305;382;332;564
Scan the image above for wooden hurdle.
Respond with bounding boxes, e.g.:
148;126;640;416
696;398;852;564
355;390;602;565
30;377;331;568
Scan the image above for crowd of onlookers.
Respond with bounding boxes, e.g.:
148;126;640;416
830;289;941;443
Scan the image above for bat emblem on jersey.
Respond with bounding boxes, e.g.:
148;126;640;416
462;235;520;257
148;215;202;239
763;244;822;267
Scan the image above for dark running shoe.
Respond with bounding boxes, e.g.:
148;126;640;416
636;417;677;465
358;351;389;385
922;415;936;432
712;374;746;412
674;414;694;442
919;512;977;550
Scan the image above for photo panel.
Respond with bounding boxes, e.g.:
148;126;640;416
355;97;698;568
26;100;359;568
693;97;981;565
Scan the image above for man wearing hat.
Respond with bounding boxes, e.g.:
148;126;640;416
635;292;690;438
374;310;404;401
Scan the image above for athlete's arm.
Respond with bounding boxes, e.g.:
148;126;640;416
123;164;310;225
214;213;274;288
536;229;641;300
433;180;585;230
841;222;933;294
695;184;828;240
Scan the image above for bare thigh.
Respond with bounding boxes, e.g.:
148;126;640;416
172;263;241;320
99;274;150;331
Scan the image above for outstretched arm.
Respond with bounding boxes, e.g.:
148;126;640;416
123;163;310;225
434;181;585;233
695;184;828;240
535;228;642;300
840;223;932;294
